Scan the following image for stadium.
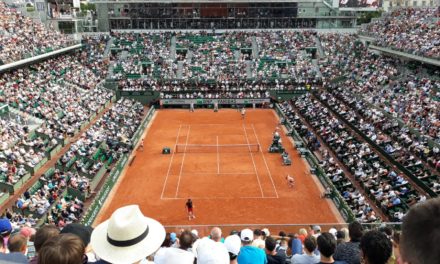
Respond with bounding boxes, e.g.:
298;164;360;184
0;0;439;262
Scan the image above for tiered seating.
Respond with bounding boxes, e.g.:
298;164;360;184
287;95;423;221
0;2;74;64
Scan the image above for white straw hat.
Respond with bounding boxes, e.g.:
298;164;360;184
90;205;165;264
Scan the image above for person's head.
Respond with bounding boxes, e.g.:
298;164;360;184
38;234;84;264
348;221;363;242
253;229;262;238
161;233;172;247
179;230;194;250
224;235;240;263
340;227;350;242
360;230;392;264
90;205;165;264
8;233;27;254
279;231;286;237
304;236;317;254
20;227;36;241
60;223;93;251
279;238;288;248
210;227;222;242
317;232;337;259
34;225;60;253
0;218;12;238
240;229;254;245
401;197;440;264
265;236;277;254
298;228;307;237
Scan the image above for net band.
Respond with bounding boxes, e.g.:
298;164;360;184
175;144;260;153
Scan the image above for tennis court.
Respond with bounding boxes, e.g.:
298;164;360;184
95;109;343;227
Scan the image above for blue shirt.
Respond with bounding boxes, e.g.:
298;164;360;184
238;245;267;264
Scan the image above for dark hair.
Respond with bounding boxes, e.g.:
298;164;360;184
34;225;60;252
254;229;262;236
401;198;440;264
179;230;194;250
279;231;286;237
161;233;172;247
304;236;317;253
360;230;392;264
265;236;277;252
38;234;85;264
336;231;345;239
349;221;363;242
8;234;27;253
317;232;337;258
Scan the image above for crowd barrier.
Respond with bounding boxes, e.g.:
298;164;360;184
275;104;356;222
81;107;156;226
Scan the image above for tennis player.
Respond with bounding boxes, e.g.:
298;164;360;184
241;107;246;119
186;198;195;220
286;175;294;188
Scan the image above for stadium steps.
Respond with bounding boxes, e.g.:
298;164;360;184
103;38;113;58
177;61;184;79
0;101;115;213
311;59;323;78
314;36;325;58
251;36;259;59
246;61;252;79
170;36;177;60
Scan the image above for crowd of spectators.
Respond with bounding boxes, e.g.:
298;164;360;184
2;198;439;264
281;94;426;222
0;1;75;65
110;31;321;96
359;8;440;59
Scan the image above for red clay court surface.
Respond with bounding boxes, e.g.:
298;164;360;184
95;109;343;229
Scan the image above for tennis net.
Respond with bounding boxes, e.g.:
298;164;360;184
175;144;260;153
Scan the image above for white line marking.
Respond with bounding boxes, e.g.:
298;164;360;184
175;125;191;198
252;124;279;198
242;124;264;198
161;196;278;200
161;124;182;199
216;136;220;174
169;172;256;176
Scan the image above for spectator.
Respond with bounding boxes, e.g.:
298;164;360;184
0;233;28;263
196;237;229;264
291;236;319;264
0;218;13;251
400;197;440;264
211;227;223;243
237;228;267;264
334;222;363;264
30;225;59;264
359;231;392;264
224;235;241;264
38;234;84;264
154;230;195;264
90;205;166;264
265;236;285;264
317;233;344;264
60;223;96;262
252;229;265;249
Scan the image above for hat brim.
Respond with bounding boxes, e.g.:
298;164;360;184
91;216;165;264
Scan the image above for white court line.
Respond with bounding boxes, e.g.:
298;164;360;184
216;136;220;174
175;125;191;198
161;196;278;200
242;124;264;198
251;124;279;198
172;172;256;175
161;124;182;199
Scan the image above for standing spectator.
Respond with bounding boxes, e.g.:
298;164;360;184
400;198;440;264
30;225;59;264
224;235;241;264
291;236;319;264
237;229;267;264
334;222;363;264
211;227;223;243
359;231;392;264
90;205;166;264
0;233;29;263
38;234;84;264
317;233;344;264
252;229;265;249
265;236;285;264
